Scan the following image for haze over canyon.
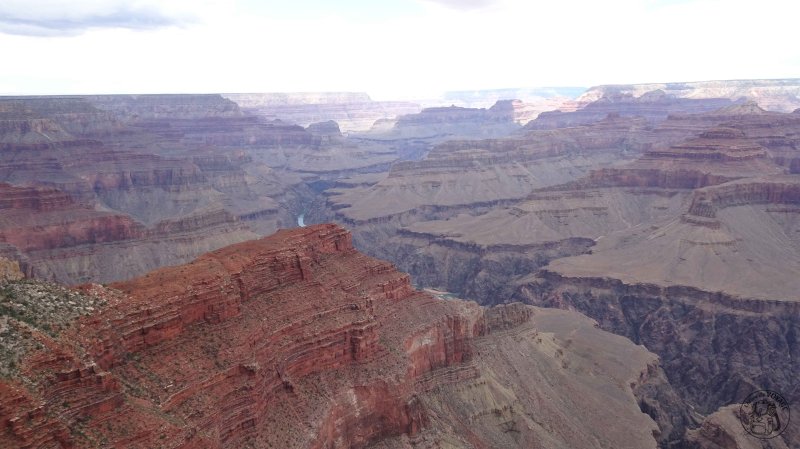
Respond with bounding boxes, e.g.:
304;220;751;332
1;78;800;448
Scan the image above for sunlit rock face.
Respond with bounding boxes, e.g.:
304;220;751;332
0;224;664;449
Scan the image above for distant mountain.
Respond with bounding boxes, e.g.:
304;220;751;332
580;78;800;112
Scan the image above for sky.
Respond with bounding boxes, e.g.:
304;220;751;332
0;0;798;100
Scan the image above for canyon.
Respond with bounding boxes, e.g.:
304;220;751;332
315;87;800;448
0;225;668;448
0;93;427;284
2;79;800;448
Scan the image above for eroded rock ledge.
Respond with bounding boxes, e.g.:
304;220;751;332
1;224;664;449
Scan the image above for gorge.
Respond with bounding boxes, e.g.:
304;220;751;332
2;79;800;448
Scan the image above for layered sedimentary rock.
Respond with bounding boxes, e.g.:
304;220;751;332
0;224;666;448
514;109;800;448
0;181;258;283
322;101;800;448
323;101;800;306
87;94;243;120
0;94;346;283
223;92;421;133
318;115;689;306
368;100;523;140
326;115;655;224
6;91;552;284
528;90;734;130
343;100;535;165
579;78;800;112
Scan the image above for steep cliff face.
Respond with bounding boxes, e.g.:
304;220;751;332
326;115;653;224
0;225;666;449
0;180;259;284
323;103;800;307
0;95;323;284
317;101;800;448
515;273;800;449
0;183;147;275
389;101;522;137
318;113;706;307
504;109;800;447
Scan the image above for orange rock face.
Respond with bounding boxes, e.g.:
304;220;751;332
0;224;662;449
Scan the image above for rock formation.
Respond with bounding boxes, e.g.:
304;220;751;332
527;90;735;130
579;78;800;113
321;100;800;448
369;101;523;140
0;224;667;448
326;114;656;224
0;95;328;284
4;82;800;448
223;92;421;133
0;257;22;282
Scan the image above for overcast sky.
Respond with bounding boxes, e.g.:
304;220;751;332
0;0;798;99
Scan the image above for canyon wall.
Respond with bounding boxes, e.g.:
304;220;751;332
318;97;800;449
0;224;667;448
0;95;325;284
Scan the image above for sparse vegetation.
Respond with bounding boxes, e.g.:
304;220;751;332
0;279;107;377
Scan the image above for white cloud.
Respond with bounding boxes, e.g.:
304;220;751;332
420;0;500;11
0;0;229;36
0;0;798;97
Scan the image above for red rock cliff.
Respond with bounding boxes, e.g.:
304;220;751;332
0;225;660;449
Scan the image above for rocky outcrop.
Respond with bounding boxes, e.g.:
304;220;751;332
0;225;666;448
385;101;522;139
361;228;594;305
0;257;22;282
687;177;800;217
306;119;342;136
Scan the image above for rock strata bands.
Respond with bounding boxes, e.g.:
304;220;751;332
1;224;665;449
321;99;800;448
0;95;322;284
